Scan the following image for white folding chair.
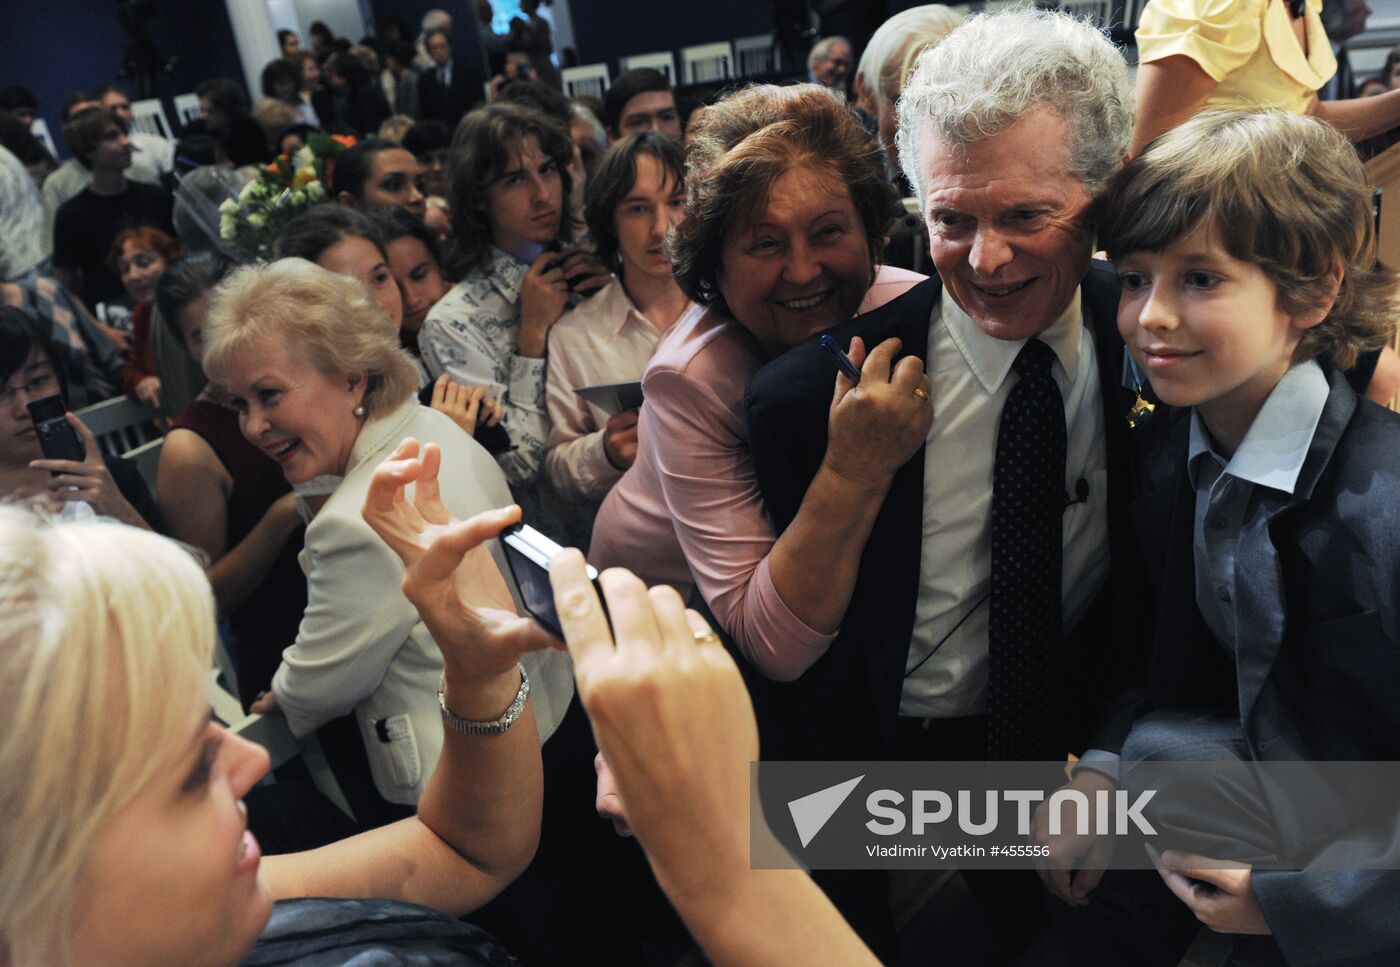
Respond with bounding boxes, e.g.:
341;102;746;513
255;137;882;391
561;63;611;100
125;436;163;494
131;98;173;140
1059;0;1113;29
620;51;676;86
73;396;162;458
682;42;735;85
733;34;780;77
29;118;56;158
173;92;202;129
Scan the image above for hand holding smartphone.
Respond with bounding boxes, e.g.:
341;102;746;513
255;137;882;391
27;396;85;470
501;523;609;638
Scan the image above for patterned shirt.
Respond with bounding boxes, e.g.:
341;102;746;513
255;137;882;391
2;273;122;407
420;246;549;486
420;245;604;547
0;146;48;280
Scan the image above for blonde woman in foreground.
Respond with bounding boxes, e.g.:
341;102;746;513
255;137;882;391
0;438;876;966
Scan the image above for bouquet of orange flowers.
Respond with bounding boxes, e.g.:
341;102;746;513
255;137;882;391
219;133;356;262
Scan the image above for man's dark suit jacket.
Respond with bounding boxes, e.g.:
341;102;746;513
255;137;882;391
1117;367;1400;966
312;86;391;139
740;261;1147;763
418;62;483;129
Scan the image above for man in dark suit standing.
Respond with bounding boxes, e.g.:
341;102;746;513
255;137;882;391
419;27;482;130
739;10;1145;958
746;4;1138;772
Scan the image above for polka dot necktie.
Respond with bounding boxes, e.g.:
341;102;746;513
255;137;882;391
987;338;1065;761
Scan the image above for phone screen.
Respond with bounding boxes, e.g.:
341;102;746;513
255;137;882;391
27;395;85;465
500;524;602;638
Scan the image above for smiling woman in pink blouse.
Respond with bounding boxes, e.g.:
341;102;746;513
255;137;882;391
591;84;930;681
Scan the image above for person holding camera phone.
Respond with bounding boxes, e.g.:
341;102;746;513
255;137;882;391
0;440;877;967
0;306;157;529
367;437;882;967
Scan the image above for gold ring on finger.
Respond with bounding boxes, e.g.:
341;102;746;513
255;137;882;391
692;629;721;646
913;387;931;401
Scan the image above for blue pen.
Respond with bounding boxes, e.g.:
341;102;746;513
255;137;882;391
819;334;862;382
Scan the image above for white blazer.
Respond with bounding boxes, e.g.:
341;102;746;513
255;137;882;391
271;398;574;804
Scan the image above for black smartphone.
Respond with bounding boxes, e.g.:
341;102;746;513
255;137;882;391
542;239;597;291
27;395;85;468
542;237;566;275
500;523;607;638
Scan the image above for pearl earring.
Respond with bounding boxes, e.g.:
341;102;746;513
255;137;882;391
354;404;366;417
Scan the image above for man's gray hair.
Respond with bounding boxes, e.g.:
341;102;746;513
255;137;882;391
422;9;453;33
571;103;606;154
808;35;850;72
856;5;964;104
896;9;1132;200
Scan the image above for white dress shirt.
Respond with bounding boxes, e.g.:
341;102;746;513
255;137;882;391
544;278;701;501
900;290;1110;717
129;130;174;175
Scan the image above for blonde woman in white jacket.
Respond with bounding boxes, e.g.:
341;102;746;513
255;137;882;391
202;258;572;816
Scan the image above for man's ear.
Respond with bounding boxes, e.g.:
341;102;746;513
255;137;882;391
1295;263;1345;331
337;190;360;209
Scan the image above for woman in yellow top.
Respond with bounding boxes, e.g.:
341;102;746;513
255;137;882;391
1133;0;1400;155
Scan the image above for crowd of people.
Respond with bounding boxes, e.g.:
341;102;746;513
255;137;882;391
2;1;1400;964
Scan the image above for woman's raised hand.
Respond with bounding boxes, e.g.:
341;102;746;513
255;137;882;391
824;335;933;489
362;438;559;682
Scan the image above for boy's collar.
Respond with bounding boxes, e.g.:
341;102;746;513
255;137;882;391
1187;359;1330;496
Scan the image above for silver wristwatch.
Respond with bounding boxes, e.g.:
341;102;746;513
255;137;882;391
438;663;530;735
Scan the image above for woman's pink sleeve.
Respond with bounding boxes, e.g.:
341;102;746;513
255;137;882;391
645;368;835;681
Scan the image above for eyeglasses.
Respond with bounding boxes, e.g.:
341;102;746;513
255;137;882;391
0;370;58;409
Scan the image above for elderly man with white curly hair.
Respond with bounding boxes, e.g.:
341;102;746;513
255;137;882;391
740;8;1162;960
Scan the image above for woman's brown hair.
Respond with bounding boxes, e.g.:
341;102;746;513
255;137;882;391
670;84;899;318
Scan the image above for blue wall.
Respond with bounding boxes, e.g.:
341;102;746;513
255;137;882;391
565;0;771;73
1;0;245;158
